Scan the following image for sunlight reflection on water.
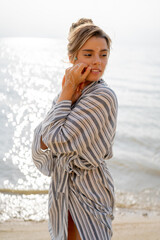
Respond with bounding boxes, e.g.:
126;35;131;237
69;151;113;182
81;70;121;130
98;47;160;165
0;38;69;221
1;38;68;191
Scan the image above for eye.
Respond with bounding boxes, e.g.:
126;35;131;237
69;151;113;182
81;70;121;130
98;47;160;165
84;53;92;57
100;54;107;57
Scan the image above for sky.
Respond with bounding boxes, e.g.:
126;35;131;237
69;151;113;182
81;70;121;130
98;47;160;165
0;0;160;45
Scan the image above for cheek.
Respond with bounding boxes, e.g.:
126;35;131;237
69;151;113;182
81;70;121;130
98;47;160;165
104;58;108;66
76;54;91;64
76;59;90;65
101;62;107;71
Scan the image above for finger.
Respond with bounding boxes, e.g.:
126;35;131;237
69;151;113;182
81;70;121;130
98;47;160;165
67;63;87;77
79;82;84;90
78;82;86;91
65;67;72;75
66;64;80;77
81;66;91;80
74;63;88;73
70;63;81;70
62;75;65;88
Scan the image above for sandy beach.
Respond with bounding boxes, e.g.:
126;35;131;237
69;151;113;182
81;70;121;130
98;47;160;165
0;209;160;240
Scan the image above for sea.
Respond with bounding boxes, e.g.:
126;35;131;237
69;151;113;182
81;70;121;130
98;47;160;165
0;37;160;222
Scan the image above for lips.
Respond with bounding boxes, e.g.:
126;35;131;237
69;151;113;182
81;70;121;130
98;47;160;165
91;69;101;73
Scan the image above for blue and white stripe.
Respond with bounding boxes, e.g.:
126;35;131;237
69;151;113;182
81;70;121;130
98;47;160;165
32;79;118;240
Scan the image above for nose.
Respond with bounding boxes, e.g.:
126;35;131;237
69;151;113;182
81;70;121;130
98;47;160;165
92;54;101;65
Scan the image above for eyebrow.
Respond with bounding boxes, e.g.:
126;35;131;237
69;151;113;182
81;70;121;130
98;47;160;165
82;49;108;52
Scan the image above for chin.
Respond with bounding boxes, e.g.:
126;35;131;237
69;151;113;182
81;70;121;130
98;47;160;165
86;73;102;82
86;77;101;82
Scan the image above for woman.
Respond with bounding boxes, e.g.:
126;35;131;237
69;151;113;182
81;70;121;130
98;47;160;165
32;18;118;240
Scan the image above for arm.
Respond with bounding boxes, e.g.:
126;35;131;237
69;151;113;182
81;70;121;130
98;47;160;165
32;94;60;176
40;63;91;149
32;63;91;173
32;122;57;176
41;88;118;167
40;84;75;150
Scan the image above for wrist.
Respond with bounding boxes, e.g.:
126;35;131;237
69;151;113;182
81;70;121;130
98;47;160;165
57;84;75;103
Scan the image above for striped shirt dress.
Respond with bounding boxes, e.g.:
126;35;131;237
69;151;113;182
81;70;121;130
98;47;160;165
32;79;118;240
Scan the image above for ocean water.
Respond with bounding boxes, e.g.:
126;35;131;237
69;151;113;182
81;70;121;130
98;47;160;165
0;38;160;222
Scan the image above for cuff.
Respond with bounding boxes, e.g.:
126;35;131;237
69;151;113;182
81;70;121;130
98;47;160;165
41;100;72;147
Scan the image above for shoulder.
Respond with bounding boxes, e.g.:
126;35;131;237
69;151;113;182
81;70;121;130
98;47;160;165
83;79;118;109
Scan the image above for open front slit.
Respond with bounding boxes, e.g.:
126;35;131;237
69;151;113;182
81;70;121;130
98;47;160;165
68;210;81;240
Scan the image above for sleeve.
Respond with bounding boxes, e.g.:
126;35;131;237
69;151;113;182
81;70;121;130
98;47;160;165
41;88;118;157
32;122;57;176
32;93;60;176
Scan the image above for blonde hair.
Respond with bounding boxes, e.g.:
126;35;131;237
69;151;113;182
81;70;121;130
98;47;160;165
67;18;112;62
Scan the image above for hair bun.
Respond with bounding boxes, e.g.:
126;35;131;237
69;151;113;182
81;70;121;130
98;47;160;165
70;18;93;31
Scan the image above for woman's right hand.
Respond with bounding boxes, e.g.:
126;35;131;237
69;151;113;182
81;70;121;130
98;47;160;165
63;63;91;92
61;63;91;104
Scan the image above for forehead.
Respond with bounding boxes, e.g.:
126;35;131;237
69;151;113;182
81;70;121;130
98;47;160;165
80;36;108;52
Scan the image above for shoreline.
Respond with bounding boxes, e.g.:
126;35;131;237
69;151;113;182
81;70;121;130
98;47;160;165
0;209;160;240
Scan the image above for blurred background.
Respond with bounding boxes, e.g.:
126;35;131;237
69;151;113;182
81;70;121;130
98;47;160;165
0;0;160;221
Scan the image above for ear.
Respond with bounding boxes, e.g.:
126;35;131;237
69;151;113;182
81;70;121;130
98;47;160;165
68;55;74;64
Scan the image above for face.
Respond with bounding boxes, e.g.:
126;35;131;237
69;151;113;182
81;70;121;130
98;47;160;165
74;36;109;82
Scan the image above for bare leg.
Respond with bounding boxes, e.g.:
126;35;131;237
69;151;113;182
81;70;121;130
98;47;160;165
68;210;81;240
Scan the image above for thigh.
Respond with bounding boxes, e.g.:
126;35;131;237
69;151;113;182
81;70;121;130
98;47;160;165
68;210;81;240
